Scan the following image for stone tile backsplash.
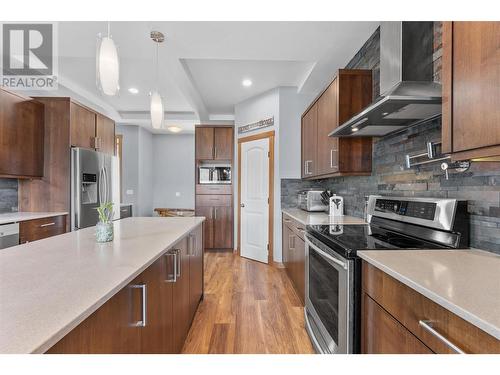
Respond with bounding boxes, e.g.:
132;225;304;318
0;178;18;213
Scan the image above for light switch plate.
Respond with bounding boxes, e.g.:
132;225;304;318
126;189;134;195
175;192;181;197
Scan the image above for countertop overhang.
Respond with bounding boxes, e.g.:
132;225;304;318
0;216;205;354
282;208;366;226
0;212;68;225
358;249;500;340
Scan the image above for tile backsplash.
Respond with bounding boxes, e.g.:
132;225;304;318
0;178;18;213
281;23;500;254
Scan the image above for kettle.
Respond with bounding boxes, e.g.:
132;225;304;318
329;195;344;217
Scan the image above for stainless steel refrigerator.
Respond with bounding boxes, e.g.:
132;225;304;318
71;147;121;230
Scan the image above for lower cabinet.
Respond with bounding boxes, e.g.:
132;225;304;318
196;195;233;250
282;213;306;305
361;261;500;354
19;215;67;244
47;223;204;354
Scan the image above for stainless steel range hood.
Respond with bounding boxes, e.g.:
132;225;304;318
330;22;441;137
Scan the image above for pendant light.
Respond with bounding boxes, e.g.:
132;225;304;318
150;31;165;130
96;22;120;96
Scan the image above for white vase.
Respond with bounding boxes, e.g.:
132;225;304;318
96;222;114;243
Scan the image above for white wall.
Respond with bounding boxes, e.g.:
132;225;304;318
137;127;154;216
234;87;314;262
153;135;195;209
118;125;140;211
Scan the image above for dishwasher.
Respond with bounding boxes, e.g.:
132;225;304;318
0;223;20;249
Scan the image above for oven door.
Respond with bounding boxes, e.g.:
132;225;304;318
305;235;352;354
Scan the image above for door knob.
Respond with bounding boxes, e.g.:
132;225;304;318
240;203;245;208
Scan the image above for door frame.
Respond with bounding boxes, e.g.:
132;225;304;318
237;130;275;265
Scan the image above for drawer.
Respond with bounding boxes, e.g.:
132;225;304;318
119;205;132;219
196;195;232;207
196;184;232;195
362;261;500;354
19;215;67;244
282;213;306;240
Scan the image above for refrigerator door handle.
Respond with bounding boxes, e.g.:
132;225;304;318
103;166;108;203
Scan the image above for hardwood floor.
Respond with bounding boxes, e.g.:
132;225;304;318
182;251;315;354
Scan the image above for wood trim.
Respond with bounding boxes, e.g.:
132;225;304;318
237;130;275;265
237;130;275;144
441;21;453;154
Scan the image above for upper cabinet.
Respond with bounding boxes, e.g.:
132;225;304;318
301;69;373;179
70;102;115;155
0;88;44;179
195;126;233;160
442;22;500;160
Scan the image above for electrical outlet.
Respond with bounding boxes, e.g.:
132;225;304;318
126;189;134;195
175;192;181;197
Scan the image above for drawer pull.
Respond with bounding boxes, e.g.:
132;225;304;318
130;284;147;327
283;218;292;223
419;320;465;354
40;222;56;228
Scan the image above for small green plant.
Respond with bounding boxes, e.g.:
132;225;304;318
96;202;114;224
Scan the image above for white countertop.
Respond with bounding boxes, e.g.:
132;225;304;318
282;208;366;225
0;212;68;225
358;249;500;340
0;216;205;354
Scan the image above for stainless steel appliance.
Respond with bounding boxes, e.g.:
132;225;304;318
305;195;469;354
198;164;231;184
298;190;328;212
71;147;120;230
331;22;442;137
0;223;19;249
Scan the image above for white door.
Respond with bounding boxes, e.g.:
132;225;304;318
240;138;270;263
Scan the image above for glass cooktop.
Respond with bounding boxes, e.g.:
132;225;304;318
307;223;447;259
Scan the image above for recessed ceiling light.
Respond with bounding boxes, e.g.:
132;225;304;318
242;79;252;87
128;87;139;94
168;126;182;133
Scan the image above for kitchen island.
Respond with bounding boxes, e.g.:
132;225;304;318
0;216;205;354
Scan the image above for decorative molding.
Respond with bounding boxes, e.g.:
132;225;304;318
238;116;274;134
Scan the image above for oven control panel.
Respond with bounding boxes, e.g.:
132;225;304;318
374;199;436;221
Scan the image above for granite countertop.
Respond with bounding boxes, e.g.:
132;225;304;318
282;207;366;225
0;216;205;354
358;249;500;340
0;212;68;225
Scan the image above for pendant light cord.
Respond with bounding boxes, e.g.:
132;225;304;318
107;21;110;38
155;41;159;90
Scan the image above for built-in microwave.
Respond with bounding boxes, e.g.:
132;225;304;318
199;164;231;184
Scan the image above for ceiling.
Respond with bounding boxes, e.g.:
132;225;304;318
31;21;380;134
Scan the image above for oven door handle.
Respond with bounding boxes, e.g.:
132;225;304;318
306;236;348;270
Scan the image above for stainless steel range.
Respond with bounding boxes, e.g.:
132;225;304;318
304;195;469;354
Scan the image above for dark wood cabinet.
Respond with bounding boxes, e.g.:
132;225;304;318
195;125;234;251
282;213;306;305
19;215;67;244
195;127;215;159
0;88;44;179
47;225;204;354
189;225;204;321
442;21;500;160
70;102;96;150
301;69;373;179
361;261;500;354
96;113;116;155
214;127;233;160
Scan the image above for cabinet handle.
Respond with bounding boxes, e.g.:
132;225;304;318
283;218;291;223
130;284;147;327
165;251;177;283
330;149;338;169
305;160;313;175
176;249;181;277
418;320;465;354
40;222;55;228
297;227;305;233
289;235;295;250
214;147;217;159
214;207;217;220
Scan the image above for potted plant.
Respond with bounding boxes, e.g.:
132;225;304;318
96;202;114;243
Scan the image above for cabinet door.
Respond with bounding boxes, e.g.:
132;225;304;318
196;206;214;249
70;102;96;149
449;22;500;155
361;293;433;354
172;237;191;353
213;206;233;249
301;103;318;178
195;127;214;159
139;255;174;353
47;277;143;353
189;225;204;321
214;127;233;160
316;80;339;175
282;222;291;270
96;114;115;155
0;89;44;178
